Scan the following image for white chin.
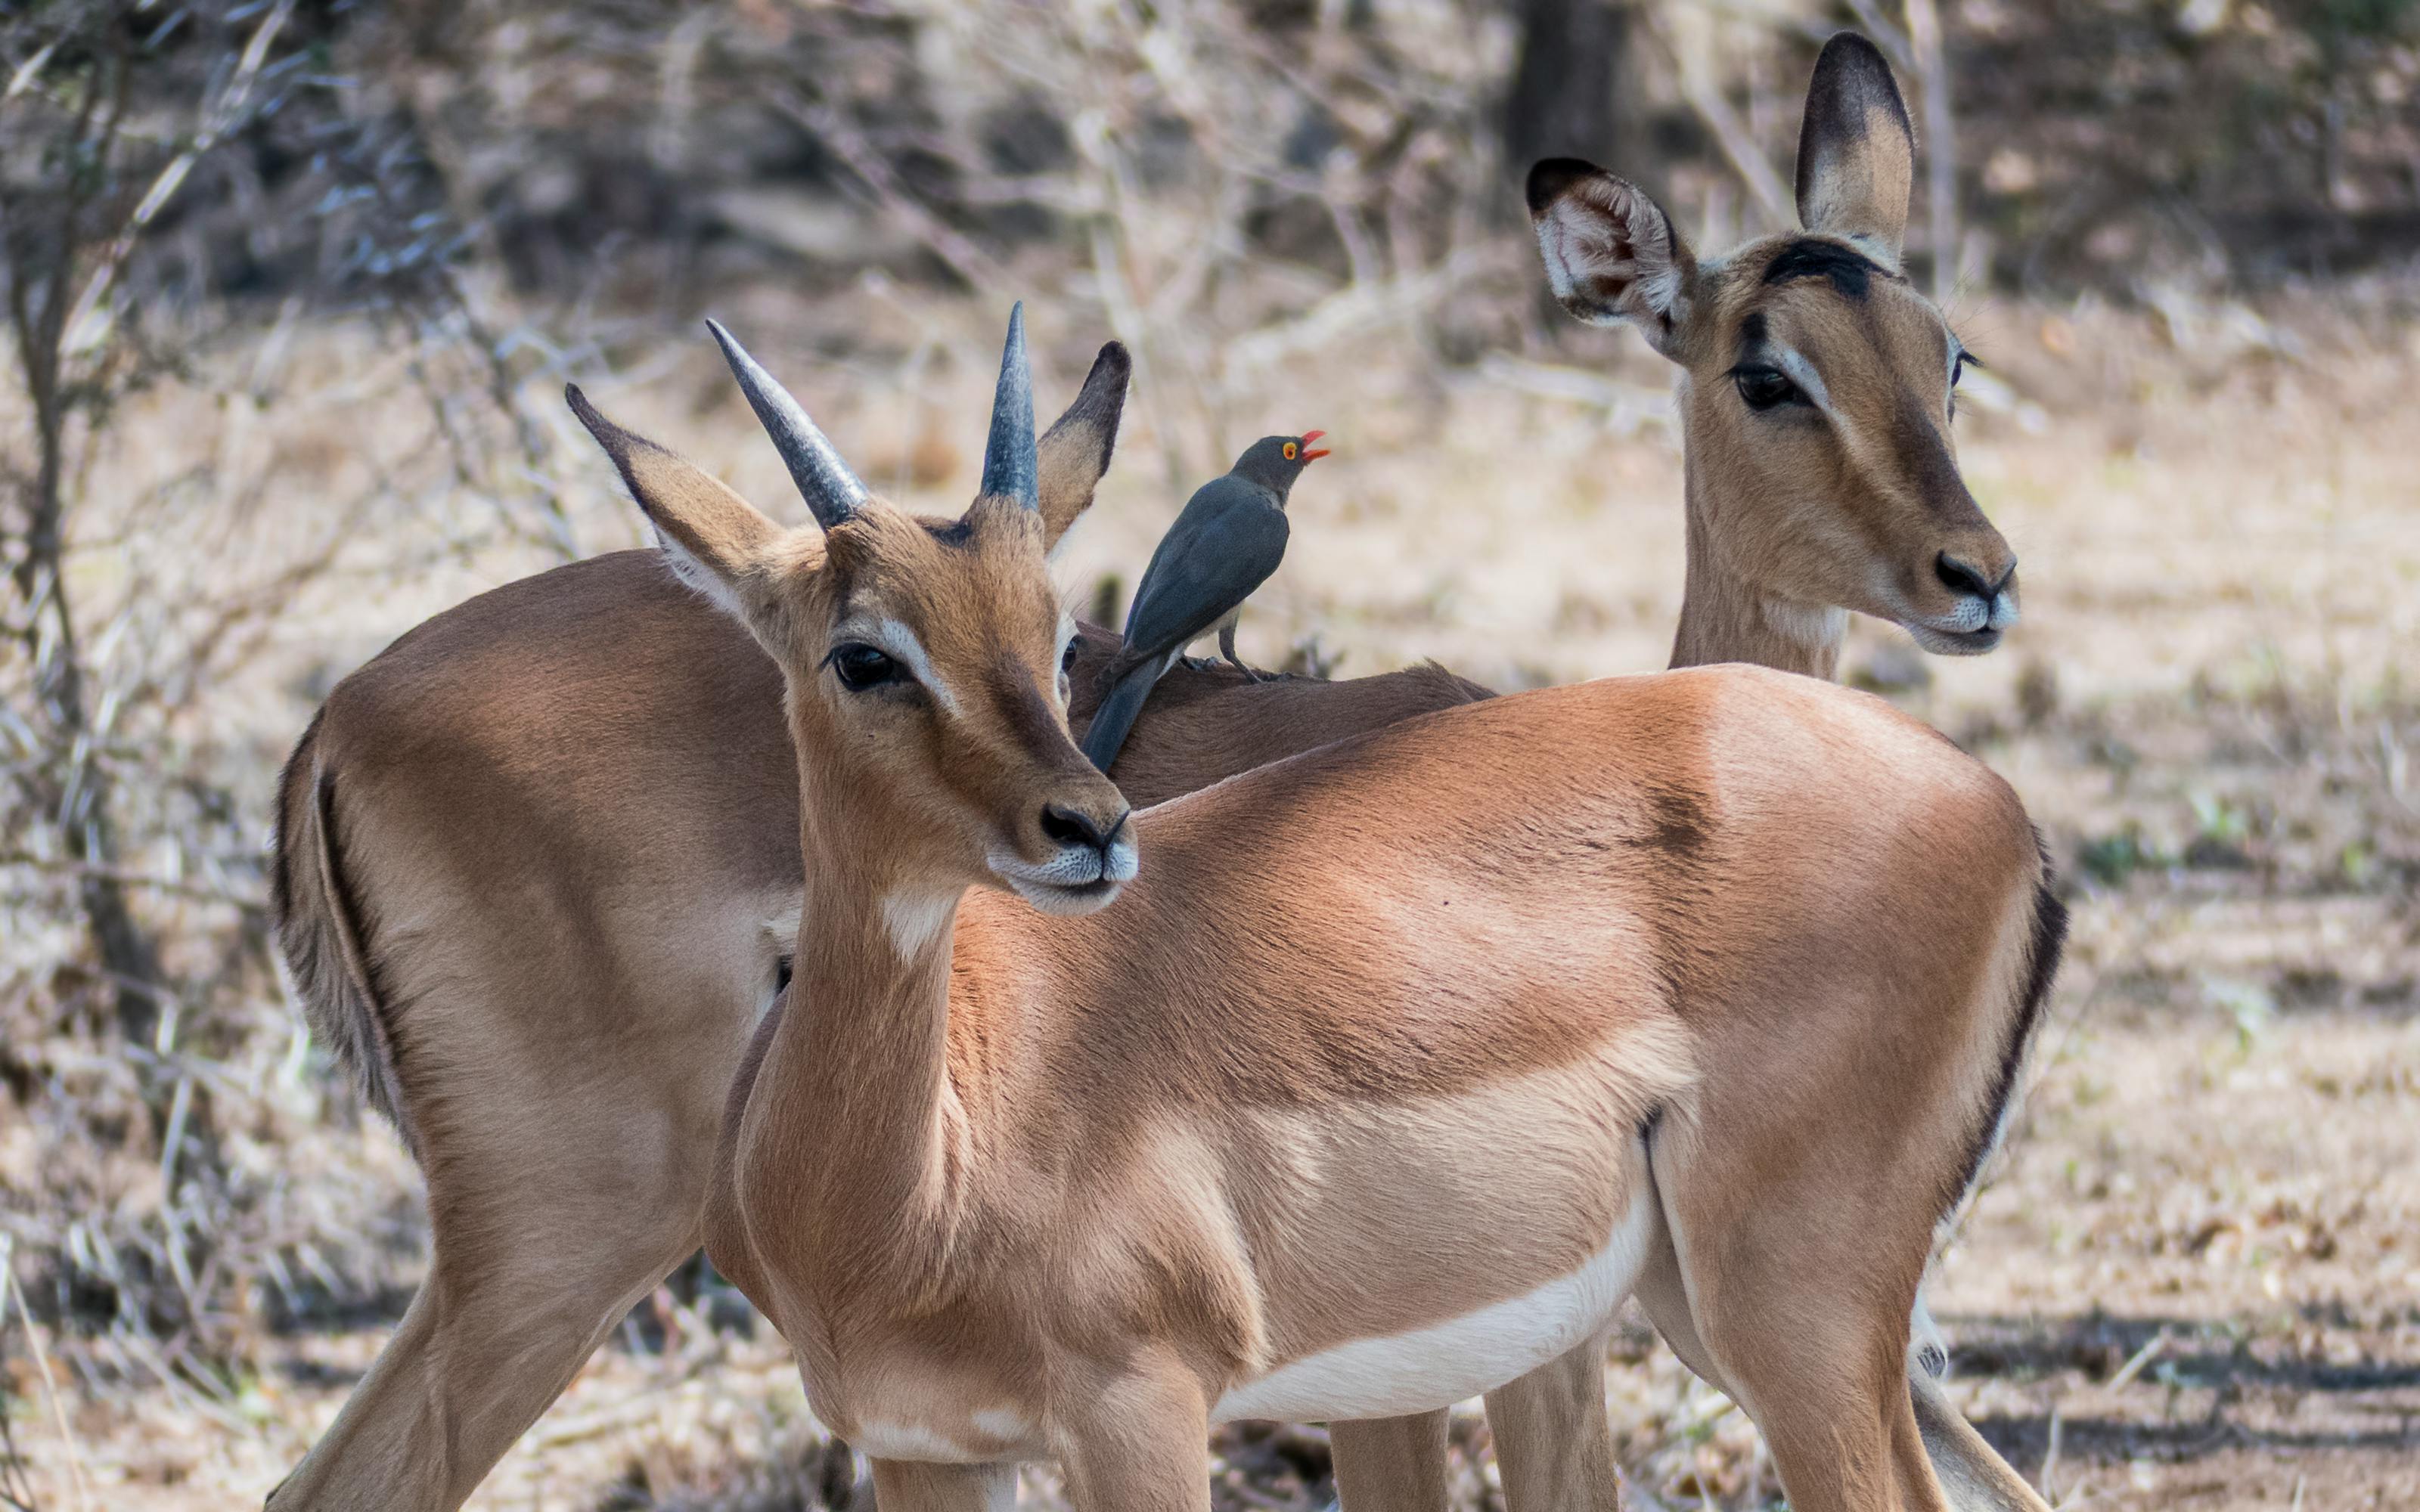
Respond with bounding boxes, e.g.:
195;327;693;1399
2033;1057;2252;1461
1905;622;2002;656
1004;875;1125;916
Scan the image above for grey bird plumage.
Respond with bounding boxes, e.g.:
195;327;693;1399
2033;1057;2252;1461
1081;432;1327;773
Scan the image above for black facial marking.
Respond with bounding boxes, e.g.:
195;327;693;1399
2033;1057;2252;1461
991;653;1069;751
1760;237;1891;301
922;516;976;548
1891;389;1977;519
1739;310;1768;349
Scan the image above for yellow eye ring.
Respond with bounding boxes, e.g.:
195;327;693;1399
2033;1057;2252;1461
1283;442;1298;460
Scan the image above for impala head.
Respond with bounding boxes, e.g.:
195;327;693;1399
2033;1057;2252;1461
1528;33;2017;655
569;307;1138;918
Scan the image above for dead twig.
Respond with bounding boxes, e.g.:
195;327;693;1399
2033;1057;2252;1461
62;0;298;352
771;93;1013;294
2;1238;90;1512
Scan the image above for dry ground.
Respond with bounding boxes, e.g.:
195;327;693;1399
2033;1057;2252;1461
5;280;2416;1509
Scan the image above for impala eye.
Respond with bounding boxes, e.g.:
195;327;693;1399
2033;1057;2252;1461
829;642;901;692
1060;639;1080;675
1733;366;1803;412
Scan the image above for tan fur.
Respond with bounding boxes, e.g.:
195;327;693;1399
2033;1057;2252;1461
267;38;2049;1510
625;402;2053;1512
1532;33;2018;683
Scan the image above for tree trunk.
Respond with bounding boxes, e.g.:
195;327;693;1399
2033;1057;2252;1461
9;240;165;1052
1505;0;1633;171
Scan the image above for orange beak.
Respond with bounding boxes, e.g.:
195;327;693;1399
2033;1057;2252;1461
1299;429;1330;462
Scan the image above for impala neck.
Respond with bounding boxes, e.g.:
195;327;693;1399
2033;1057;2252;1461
1668;454;1846;680
761;813;966;1269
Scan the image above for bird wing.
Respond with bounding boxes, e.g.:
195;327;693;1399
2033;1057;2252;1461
1078;647;1178;773
1118;479;1289;660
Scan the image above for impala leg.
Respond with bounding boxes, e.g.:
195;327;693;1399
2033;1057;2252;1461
1055;1348;1213;1512
1329;1411;1450;1511
269;1238;691;1509
268;1040;719;1509
1642;1232;2046;1512
1643;1139;1946;1512
1483;1333;1624;1512
1910;1371;2054;1512
870;1459;1019;1512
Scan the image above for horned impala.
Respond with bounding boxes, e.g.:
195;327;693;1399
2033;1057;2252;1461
585;302;2062;1512
268;33;2043;1510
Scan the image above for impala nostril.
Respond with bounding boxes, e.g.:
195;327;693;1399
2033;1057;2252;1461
1040;803;1107;852
1934;552;1997;601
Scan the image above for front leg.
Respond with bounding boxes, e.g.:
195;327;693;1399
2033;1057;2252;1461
870;1459;1018;1512
1054;1347;1213;1512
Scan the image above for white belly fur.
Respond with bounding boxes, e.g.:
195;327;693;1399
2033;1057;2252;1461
1212;1185;1657;1424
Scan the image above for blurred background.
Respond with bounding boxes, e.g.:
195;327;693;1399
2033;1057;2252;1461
1;1;2415;1507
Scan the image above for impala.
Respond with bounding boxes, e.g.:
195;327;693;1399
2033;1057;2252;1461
599;302;2063;1512
268;33;2042;1509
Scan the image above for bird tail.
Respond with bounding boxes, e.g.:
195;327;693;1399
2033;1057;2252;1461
1081;661;1161;773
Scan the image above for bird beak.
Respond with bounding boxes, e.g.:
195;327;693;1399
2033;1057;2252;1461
1299;429;1330;462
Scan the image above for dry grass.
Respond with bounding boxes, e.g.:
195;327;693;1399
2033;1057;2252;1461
5;262;2417;1509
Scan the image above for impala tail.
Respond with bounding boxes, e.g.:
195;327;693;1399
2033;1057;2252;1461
271;710;417;1160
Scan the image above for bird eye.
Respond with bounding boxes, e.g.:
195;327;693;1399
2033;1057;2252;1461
1733;367;1804;412
1283;441;1298;460
828;642;901;692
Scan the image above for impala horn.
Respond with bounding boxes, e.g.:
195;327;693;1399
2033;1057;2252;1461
979;302;1040;512
706;318;867;531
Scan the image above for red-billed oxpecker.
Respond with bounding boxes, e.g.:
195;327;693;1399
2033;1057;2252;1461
1080;432;1328;772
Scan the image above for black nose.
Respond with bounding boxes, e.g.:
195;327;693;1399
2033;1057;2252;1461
1935;552;2015;600
1041;803;1123;852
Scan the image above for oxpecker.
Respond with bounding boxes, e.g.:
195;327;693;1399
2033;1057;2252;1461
1080;432;1327;773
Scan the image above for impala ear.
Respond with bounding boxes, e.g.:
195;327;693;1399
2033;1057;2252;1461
1527;159;1699;358
567;384;786;627
1795;33;1915;265
1036;341;1131;553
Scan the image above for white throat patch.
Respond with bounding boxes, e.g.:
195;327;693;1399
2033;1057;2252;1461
880;891;957;960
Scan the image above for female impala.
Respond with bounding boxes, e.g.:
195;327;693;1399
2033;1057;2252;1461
576;305;2064;1512
268;34;2045;1510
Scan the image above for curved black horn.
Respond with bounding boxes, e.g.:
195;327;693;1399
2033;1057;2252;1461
979;302;1040;511
706;319;867;530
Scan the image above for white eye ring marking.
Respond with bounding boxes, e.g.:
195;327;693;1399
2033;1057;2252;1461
834;618;963;717
1767;344;1832;414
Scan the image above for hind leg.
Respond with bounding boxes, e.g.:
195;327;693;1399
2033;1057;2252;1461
1329;1412;1451;1511
1483;1334;1623;1512
1642;1117;1947;1512
268;1019;727;1509
267;1219;696;1508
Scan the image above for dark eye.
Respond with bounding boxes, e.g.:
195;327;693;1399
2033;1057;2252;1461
1733;366;1803;412
1060;640;1079;676
1951;353;1968;390
829;642;900;692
